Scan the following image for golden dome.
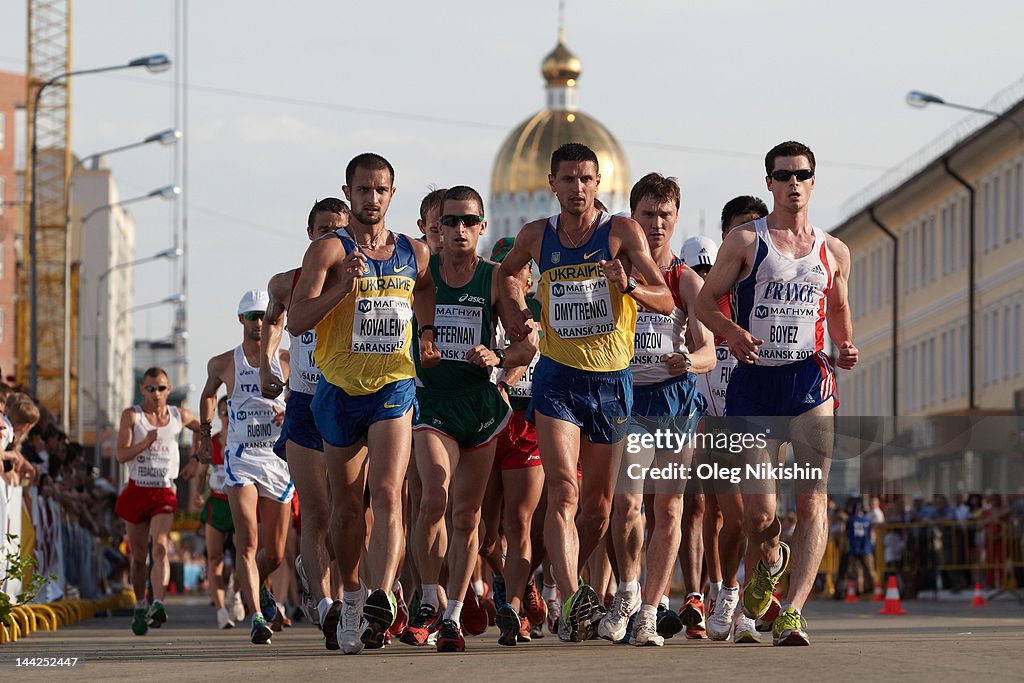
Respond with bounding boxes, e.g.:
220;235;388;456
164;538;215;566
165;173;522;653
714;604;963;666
491;109;631;197
541;30;582;86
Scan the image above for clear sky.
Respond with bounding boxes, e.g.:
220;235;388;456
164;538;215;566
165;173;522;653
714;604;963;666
0;0;1021;399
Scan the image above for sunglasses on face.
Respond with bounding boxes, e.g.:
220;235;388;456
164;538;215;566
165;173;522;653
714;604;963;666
243;311;265;321
439;214;484;228
770;169;814;182
144;385;169;393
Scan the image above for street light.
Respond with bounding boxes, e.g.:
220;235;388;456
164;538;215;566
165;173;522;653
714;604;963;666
905;90;1024;137
63;131;182;429
28;53;172;396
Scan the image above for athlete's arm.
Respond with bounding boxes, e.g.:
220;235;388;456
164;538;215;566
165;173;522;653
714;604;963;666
115;407;155;464
411;239;440;368
825;236;858;370
196;352;229;463
668;268;715;375
260;270;291;398
496;221;543;342
177;405;202;431
696;227;763;364
608;217;673;315
288;236;364;335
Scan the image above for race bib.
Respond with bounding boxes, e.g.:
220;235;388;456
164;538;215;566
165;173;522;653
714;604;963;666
352;296;413;354
548;278;615;338
631;312;674;367
508;355;539;399
434;304;482;362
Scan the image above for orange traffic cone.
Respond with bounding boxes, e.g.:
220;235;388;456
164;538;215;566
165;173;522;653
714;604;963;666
878;576;907;615
872;583;884;602
845;580;859;603
970;583;986;607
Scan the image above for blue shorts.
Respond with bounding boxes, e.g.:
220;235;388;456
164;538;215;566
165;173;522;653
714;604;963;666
273;390;323;459
526;356;632;445
311;378;419;449
631;373;707;435
725;351;838;417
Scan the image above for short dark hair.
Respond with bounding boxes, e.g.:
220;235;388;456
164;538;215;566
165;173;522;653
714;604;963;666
307;197;349;231
441;185;485;218
765;140;815;175
720;196;769;232
419;187;447;222
345;152;395;187
550;143;599;175
6;393;40;429
629;172;681;212
143;367;168;380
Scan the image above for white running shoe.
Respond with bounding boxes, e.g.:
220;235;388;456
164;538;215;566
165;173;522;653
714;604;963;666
707;589;738;641
295;555;320;627
733;614;760;643
230;590;245;623
597;591;640;642
216;607;235;630
338;597;365;655
629;610;665;647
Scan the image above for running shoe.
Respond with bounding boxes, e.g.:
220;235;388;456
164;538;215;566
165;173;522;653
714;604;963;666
217;606;236;630
530;623;545;639
496;604;521;647
492;574;507;609
250;615;273;644
772;607;809;646
615;612;637;644
295;555;320;627
656;603;683;639
436;618;466;652
322;600;342;651
629;610;664;647
148;600;167;628
230;590;246;622
517;614;532;643
279;604;292;628
733;614;760;643
742;541;790;620
680;595;707;639
388;583;409;638
562;583;601;642
546;597;561;634
707;589;738;641
522;580;547;627
360;589;396;649
461;586;489;636
401;603;441;646
131;607;149;636
598;590;640;642
756;594;782;632
260;586;284;631
338;596;364;655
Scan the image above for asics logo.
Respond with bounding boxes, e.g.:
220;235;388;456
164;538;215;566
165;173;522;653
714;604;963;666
393;265;411;273
584;250;601;260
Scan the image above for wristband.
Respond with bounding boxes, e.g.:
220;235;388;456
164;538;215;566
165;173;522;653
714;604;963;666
419;324;438;338
494;348;506;368
497;380;513;393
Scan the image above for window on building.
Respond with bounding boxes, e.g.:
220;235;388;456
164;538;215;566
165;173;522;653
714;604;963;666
941;330;948;402
959;323;967;397
908;223;917;291
940;206;949;276
983;179;991;252
1006;168;1014;243
928;215;936;282
1017;161;1023;239
1003;304;1011;382
961;195;969;269
14;107;26;171
993;175;1001;250
1015;303;1022;377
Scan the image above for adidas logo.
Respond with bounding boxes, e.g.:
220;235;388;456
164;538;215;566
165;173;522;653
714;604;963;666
811;265;825;275
699;248;708;254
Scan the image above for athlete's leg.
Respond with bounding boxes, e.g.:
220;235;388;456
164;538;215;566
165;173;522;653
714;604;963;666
255;496;290;583
680;491;705;595
125;519;152;604
365;414;413;591
703;493;723;587
227;484;261;615
480;468;506;577
577;438;624;572
325;442;368;592
501;465;544;614
288;441;331;604
609;493;643;585
446;442;497;608
413;429;456;599
206;524;228;610
642;467;684;609
535;413;582;598
149;513;173;602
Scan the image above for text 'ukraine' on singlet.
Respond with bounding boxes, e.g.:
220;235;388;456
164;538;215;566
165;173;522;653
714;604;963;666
289;268;322;395
414;254;496;396
315;230;418;396
493;295;542;411
537;212;637;372
127;406;183;489
697;293;737;416
227;345;286;457
630;257;690;386
732;218;832;367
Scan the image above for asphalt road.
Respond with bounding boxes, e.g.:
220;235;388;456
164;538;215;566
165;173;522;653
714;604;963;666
2;596;1023;681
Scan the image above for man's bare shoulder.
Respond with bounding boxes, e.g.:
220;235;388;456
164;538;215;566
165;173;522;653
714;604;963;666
207;349;235;374
268;268;299;301
824;232;851;266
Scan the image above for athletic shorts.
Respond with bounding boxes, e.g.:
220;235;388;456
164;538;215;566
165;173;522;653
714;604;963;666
203;495;234;534
527;356;632;445
493;409;541;471
225;444;295;503
725;351;838;417
631;373;707;435
115;481;177;525
273;390;323;459
414;383;511;450
312;378;418;449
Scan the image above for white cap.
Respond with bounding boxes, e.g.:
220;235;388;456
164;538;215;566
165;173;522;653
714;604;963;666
237;289;270;315
682;236;719;269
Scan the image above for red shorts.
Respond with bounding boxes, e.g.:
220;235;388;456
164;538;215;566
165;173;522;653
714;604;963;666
291;494;301;534
493;409;541;471
115;481;177;525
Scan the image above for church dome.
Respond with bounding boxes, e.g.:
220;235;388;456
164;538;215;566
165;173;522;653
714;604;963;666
541;32;582;86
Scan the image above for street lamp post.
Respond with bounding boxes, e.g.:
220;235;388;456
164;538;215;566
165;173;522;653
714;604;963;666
906;91;1024;138
62;129;182;430
27;53;171;397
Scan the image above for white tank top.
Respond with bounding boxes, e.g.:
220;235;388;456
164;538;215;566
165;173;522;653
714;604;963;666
697;293;737;416
127;406;183;488
732;218;832;367
289;329;321;394
630;260;689;386
227;345;286;457
492;320;540;401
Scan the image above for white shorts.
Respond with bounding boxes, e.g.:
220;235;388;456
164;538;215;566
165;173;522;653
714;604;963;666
224;444;294;503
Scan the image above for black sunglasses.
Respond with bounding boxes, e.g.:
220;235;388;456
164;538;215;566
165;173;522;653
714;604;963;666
770;169;814;182
144;384;169;393
243;311;265;321
439;214;484;228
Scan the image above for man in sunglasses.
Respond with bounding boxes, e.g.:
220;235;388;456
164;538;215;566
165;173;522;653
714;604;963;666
696;140;858;646
289;152;439;655
197;290;293;645
258;197;350;650
114;366;203;636
496;143;674;643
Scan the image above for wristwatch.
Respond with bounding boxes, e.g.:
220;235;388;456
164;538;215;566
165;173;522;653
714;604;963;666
494;348;506;368
683;353;693;373
622;276;638;295
497;380;513;393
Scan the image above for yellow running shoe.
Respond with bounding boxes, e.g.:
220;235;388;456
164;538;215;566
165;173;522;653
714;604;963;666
741;541;790;620
772;607;809;646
